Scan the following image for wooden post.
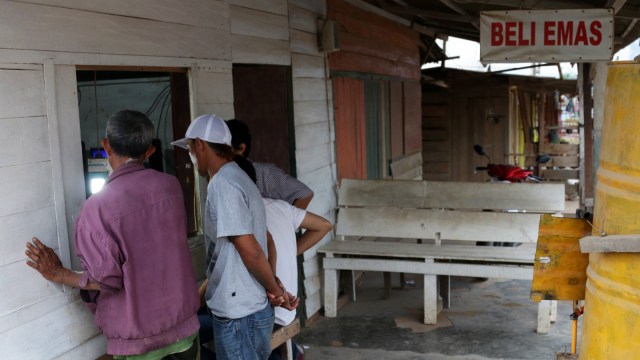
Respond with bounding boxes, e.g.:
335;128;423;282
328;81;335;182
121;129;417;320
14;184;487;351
537;92;546;177
580;63;594;208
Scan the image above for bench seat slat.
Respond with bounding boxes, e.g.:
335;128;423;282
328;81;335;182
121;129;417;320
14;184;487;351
323;257;534;280
318;240;536;263
337;207;541;244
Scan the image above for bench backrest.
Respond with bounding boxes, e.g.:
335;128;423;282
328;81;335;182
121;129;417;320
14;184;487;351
338;179;565;212
336;179;565;244
336;207;541;243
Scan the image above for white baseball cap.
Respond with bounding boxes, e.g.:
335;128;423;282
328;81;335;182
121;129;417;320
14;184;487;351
171;114;232;149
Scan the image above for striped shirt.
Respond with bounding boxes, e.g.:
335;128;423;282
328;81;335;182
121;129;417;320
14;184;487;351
253;162;313;205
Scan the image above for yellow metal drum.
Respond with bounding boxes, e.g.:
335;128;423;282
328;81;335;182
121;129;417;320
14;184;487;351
580;62;640;359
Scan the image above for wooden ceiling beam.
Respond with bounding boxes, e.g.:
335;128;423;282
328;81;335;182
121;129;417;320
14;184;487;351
344;0;411;26
621;18;639;38
387;0;409;7
617;7;640;19
380;4;476;23
616;19;640;50
439;0;479;28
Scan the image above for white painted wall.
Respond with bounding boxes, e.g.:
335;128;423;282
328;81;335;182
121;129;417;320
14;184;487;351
288;0;336;320
0;63;102;359
0;0;336;358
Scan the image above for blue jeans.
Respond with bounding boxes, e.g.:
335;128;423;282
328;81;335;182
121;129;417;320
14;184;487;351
212;305;274;360
198;309;215;360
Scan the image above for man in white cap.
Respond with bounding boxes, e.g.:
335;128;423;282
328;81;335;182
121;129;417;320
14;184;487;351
172;114;295;360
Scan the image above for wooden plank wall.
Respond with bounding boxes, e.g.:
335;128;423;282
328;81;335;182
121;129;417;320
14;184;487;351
450;82;509;182
0;64;103;359
403;81;422;154
422;91;452;181
0;0;337;356
288;0;336;320
0;0;231;60
326;0;420;80
526;142;580;199
230;1;291;65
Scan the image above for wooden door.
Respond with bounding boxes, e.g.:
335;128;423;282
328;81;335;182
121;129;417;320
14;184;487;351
333;77;366;181
232;65;293;174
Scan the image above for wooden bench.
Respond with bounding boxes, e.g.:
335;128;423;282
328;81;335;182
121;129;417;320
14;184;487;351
318;179;565;333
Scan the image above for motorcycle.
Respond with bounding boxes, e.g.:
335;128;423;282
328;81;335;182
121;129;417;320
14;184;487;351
473;144;550;183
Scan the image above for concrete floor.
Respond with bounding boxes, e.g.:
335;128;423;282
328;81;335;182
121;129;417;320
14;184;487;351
296;272;579;360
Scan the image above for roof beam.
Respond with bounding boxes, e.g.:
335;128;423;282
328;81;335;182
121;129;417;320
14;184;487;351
439;0;479;28
616;18;640;50
344;0;446;39
621;18;638;38
605;0;628;14
387;0;410;7
617;6;640;19
381;4;477;24
439;0;469;15
344;0;411;26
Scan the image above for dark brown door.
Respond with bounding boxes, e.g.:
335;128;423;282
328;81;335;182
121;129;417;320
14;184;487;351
232;65;293;174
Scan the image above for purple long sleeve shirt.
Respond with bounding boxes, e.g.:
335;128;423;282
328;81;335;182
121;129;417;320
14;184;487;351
75;162;199;356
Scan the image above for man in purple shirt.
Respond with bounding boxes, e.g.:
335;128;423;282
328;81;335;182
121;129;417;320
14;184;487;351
25;110;200;358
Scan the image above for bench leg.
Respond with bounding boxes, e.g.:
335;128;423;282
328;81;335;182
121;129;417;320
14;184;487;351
279;339;293;360
438;275;451;309
350;270;357;302
324;267;338;318
537;300;552;333
383;272;391;299
424;259;438;324
550;300;558;323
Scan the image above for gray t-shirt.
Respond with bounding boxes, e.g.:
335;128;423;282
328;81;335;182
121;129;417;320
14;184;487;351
204;162;269;318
